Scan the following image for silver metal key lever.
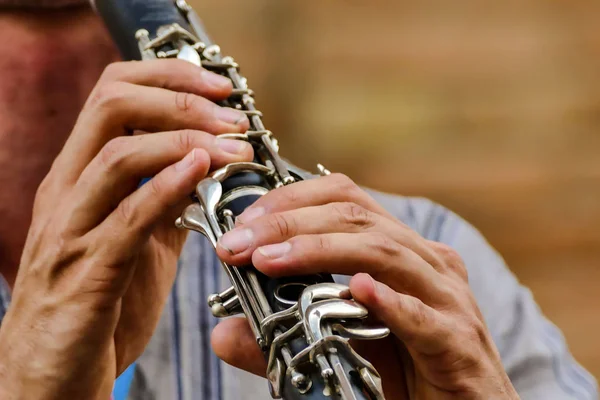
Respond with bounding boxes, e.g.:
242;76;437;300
208;286;242;317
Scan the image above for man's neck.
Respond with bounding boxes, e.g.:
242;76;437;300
0;8;119;288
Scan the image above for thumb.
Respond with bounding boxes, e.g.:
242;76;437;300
211;317;267;377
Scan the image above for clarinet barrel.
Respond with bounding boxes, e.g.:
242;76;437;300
93;1;389;399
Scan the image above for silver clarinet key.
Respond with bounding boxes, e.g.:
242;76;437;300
114;1;391;398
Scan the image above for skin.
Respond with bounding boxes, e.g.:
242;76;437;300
0;7;119;288
0;5;518;400
212;176;520;399
0;7;254;400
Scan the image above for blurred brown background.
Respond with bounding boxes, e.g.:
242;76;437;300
190;0;600;379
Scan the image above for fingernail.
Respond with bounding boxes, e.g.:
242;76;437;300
237;207;265;224
215;106;247;125
219;228;253;255
175;149;196;171
201;70;232;89
258;242;292;259
216;138;248;155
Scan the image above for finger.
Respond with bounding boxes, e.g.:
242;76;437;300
93;59;233;101
82;83;248;134
250;233;446;302
69;131;252;232
211;318;266;377
236;173;394;225
349;273;453;355
217;202;443;271
89;148;211;285
58;82;248;184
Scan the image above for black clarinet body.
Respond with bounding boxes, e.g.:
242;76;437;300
93;1;388;399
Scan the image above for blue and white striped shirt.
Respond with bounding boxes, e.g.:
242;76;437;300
0;189;597;399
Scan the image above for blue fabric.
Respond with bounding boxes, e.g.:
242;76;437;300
113;363;136;400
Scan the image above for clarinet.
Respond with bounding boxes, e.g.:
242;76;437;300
92;1;388;399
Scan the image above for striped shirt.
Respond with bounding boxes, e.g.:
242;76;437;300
0;188;597;399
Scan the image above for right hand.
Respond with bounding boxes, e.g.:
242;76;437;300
0;59;252;400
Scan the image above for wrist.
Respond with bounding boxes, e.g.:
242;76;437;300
0;344;113;400
0;306;114;400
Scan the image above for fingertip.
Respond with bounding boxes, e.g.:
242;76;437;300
170;148;210;201
188;147;211;177
235;116;250;134
211;319;248;361
349;273;379;306
239;140;254;160
193;146;211;162
215;242;234;262
251;249;286;278
211;318;266;377
210;320;230;358
215;138;253;161
200;69;233;94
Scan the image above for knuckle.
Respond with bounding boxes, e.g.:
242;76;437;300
149;176;164;198
430;241;468;280
116;195;137;227
174;91;200;114
35;175;53;199
367;231;400;259
99;137;129;171
99;61;129;82
175;129;197;152
333;202;373;228
30;226;84;279
316;235;330;252
145;175;177;209
433;242;461;263
408;300;428;329
278;187;299;205
32;174;61;217
53;228;77;259
267;213;297;238
330;173;358;194
88;81;128;110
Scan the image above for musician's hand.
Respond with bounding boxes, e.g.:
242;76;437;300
213;174;519;400
0;59;252;399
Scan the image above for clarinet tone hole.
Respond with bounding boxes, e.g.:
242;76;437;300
274;283;309;307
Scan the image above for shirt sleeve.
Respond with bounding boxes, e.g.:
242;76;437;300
365;189;598;400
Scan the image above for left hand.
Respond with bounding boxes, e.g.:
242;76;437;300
211;173;519;399
0;59;252;399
